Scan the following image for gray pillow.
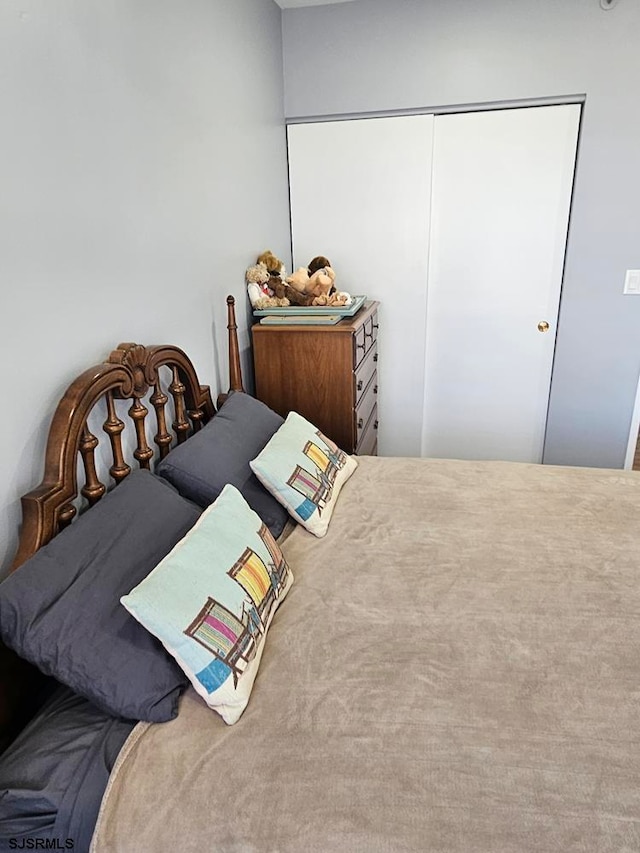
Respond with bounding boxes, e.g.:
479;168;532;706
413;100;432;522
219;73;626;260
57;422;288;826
0;470;200;723
156;392;289;538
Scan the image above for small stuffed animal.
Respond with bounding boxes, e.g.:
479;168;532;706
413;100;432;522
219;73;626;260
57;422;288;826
268;274;287;300
256;249;288;302
333;291;352;306
254;295;289;309
257;250;286;277
306;268;334;299
246;261;289;308
307;261;336;295
286;267;311;293
311;290;352;307
308;255;332;276
246;263;271;307
282;283;314;306
287;265;337;298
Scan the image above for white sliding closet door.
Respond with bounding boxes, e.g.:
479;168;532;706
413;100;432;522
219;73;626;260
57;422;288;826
287;116;434;457
288;105;579;462
422;105;580;462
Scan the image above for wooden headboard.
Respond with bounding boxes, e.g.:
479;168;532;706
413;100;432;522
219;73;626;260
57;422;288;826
0;296;245;753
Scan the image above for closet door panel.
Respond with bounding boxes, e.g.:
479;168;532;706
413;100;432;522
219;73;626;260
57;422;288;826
287;116;434;457
422;104;580;462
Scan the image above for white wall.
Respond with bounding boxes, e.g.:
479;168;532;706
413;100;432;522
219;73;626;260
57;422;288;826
0;0;291;576
282;0;640;470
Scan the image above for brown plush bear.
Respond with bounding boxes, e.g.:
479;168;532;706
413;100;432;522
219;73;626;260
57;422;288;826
282;284;314;306
257;250;285;276
268;274;287;300
308;255;332;276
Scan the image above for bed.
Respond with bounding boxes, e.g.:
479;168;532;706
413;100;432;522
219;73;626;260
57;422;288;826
1;297;640;852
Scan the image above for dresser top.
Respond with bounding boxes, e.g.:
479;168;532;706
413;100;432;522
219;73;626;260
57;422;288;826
251;300;379;336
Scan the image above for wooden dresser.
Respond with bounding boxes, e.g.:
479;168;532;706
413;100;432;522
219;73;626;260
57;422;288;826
251;301;379;455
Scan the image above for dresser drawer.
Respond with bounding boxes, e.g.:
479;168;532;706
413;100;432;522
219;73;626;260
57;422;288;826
354;344;378;406
353;309;379;368
354;324;367;368
355;373;378;446
356;405;378;456
364;311;379;349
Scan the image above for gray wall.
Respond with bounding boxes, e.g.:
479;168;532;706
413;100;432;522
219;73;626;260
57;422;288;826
282;0;640;469
0;0;291;576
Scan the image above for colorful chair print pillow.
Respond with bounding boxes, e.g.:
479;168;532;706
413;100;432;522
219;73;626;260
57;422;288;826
249;411;357;537
121;484;293;725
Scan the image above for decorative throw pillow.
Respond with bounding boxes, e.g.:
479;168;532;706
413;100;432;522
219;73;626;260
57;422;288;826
249;412;357;537
0;471;199;723
155;391;289;539
121;485;293;725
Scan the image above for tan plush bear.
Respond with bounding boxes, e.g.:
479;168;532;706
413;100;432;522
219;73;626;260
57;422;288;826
306;266;336;298
285;267;311;293
246;261;289;308
307;271;332;298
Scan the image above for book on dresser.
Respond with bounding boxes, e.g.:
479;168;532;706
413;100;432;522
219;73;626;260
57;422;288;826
251;301;379;456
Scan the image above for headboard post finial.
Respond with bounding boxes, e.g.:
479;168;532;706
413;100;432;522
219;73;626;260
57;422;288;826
226;295;245;395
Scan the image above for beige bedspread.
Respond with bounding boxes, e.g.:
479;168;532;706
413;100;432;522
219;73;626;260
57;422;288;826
92;457;640;852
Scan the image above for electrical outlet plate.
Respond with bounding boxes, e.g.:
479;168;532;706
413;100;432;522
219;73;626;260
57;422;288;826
623;270;640;295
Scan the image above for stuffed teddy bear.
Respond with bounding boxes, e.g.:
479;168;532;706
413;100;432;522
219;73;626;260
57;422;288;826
285;267;311;293
312;290;352;307
306;268;334;299
246;261;289;308
282;284;314;307
256;249;289;302
257;250;285;277
254;294;289;309
268;274;288;300
287;265;336;297
310;258;351;305
307;258;337;295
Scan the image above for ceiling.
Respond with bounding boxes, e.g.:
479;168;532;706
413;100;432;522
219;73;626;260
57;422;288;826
274;0;356;8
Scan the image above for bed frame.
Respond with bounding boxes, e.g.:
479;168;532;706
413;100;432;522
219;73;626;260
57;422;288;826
0;296;245;754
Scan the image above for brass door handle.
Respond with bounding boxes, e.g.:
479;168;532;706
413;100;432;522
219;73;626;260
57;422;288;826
538;321;550;333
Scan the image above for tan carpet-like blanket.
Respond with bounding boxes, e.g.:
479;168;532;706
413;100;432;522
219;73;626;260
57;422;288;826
92;457;640;852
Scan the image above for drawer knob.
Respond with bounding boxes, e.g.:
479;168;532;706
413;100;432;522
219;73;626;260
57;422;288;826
374;385;378;394
373;322;379;330
357;417;363;429
357;379;363;391
374;419;379;430
373;353;378;363
356;341;366;350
